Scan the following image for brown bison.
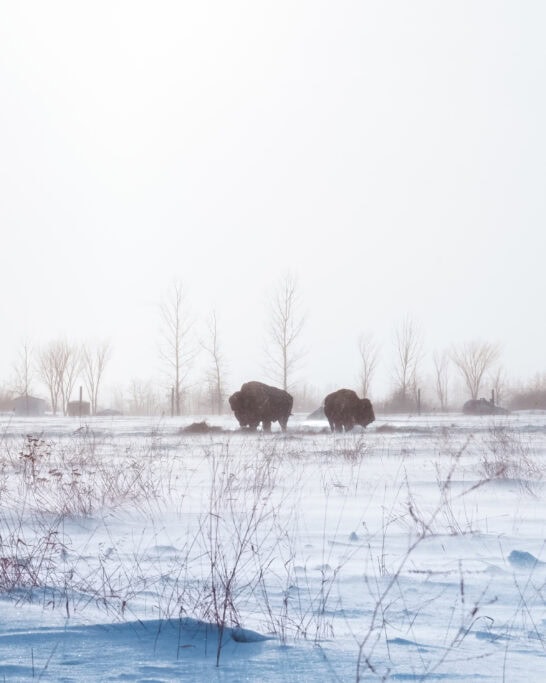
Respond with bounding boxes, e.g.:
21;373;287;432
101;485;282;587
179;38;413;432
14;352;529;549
229;381;293;432
323;389;375;432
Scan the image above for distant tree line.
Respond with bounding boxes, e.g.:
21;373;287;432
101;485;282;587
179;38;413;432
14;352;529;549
1;271;544;416
6;338;111;416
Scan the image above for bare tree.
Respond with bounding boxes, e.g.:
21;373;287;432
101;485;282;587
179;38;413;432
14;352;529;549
432;350;450;411
159;282;193;416
128;379;162;416
59;342;81;415
488;365;507;406
290;382;322;413
450;340;500;400
201;311;227;414
38;340;80;415
38;343;62;415
357;333;378;398
265;271;305;391
82;341;111;414
391;317;423;407
110;383;126;414
11;338;34;397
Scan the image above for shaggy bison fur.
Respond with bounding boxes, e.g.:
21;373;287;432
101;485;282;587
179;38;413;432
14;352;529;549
323;388;375;432
229;381;293;432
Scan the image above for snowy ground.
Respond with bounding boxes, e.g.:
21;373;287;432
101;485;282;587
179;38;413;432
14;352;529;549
0;410;544;681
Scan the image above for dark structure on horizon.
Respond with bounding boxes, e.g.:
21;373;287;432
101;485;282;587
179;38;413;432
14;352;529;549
67;400;91;417
462;398;509;416
12;395;47;417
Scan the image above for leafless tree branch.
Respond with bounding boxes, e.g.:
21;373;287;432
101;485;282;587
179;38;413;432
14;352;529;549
357;333;378;398
200;310;227;414
450;340;500;400
82;340;111;414
391;316;423;404
433;350;450;411
264;271;306;392
158;281;194;415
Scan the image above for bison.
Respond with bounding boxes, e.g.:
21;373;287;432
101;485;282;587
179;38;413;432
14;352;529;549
228;381;293;432
323;388;375;432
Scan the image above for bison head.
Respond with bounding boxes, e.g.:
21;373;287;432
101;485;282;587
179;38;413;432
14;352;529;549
228;391;242;411
228;390;254;427
356;398;375;428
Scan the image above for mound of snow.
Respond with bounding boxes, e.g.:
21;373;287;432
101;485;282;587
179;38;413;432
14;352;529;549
508;550;545;569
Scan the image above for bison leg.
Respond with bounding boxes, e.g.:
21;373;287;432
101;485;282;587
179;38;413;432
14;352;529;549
279;416;288;432
248;421;259;431
344;416;356;432
262;420;272;433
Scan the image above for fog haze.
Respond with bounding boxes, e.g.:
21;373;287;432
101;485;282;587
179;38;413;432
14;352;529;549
1;1;545;402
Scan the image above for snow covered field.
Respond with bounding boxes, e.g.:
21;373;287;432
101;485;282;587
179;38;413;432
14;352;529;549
0;411;544;681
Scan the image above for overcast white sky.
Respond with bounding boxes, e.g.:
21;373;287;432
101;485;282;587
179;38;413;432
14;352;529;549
1;1;545;403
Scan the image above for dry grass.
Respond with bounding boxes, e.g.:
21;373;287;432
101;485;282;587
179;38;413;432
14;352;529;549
0;423;543;678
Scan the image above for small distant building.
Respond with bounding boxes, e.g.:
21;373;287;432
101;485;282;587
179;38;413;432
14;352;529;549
67;400;91;417
462;398;509;416
12;395;47;417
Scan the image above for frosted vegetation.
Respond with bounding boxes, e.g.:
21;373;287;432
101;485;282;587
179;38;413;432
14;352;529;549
0;412;544;681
